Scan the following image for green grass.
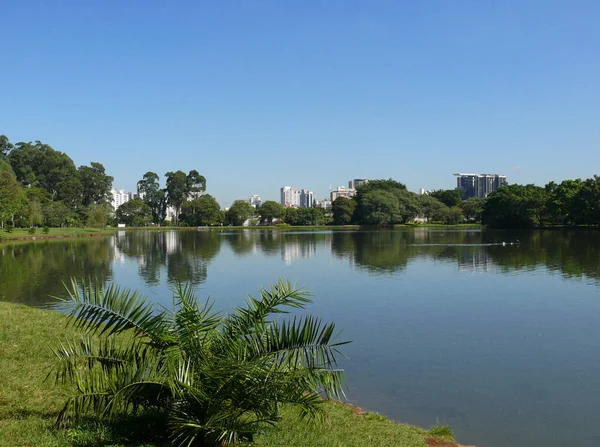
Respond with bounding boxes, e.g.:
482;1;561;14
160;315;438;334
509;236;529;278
0;227;115;242
0;302;459;447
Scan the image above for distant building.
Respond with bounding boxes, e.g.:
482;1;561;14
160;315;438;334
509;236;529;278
348;178;369;189
454;173;507;199
330;186;356;201
248;194;262;208
111;189;130;210
314;199;332;210
280;186;313;208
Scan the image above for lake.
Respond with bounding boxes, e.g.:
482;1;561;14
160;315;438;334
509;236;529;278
1;228;600;447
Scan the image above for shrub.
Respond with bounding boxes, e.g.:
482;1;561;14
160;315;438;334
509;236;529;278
28;227;36;234
4;224;13;233
52;279;349;446
43;226;50;234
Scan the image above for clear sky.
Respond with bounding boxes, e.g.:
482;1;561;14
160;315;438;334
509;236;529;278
2;1;599;206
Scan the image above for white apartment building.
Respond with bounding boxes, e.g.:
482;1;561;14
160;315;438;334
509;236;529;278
111;188;130;210
314;199;332;210
280;186;314;208
330;186;356;201
248;194;262;208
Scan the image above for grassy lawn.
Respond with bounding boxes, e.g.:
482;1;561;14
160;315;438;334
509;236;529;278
0;227;115;242
0;302;461;447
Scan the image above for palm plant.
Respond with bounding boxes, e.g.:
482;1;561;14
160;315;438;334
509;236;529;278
51;279;349;446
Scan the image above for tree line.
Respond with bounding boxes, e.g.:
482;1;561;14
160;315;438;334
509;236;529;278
3;134;599;229
0;135;209;229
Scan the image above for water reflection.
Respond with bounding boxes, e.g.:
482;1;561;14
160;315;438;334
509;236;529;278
2;229;600;307
0;238;114;306
113;231;222;286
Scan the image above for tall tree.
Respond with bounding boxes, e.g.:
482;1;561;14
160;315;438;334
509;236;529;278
0;135;13;158
165;170;189;224
226;200;256;226
78;162;113;206
331;197;356;225
28;199;43;227
137;172;166;225
0;170;22;227
186;170;207;199
7;141;82;206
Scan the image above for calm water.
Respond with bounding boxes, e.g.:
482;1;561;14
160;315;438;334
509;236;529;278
2;229;600;447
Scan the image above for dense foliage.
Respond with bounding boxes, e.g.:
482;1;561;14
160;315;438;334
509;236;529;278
0;135;114;228
52;279;348;446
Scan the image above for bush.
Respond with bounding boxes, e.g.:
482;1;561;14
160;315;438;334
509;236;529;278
52;280;348;446
43;226;50;234
28;227;36;235
4;224;13;233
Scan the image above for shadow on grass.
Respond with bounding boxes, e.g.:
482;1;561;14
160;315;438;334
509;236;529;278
58;412;171;447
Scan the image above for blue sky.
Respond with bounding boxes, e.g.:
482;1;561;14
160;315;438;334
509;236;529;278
2;1;599;206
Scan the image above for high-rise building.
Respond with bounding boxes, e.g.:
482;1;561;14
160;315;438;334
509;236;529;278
348;178;369;189
248;195;262;208
330;186;356;201
280;186;313;208
111;188;130;210
454;173;507;199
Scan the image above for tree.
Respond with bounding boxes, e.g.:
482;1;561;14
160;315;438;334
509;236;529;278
28;199;43;227
573;176;600;226
331;197;356;225
429;189;464;207
442;206;464;225
227;200;256;226
461;197;485;222
354;179;420;225
357;190;402;225
43;201;71;227
181;195;223;226
0;135;13;158
0;170;22;228
258;201;284;224
416;194;447;222
284;208;327;226
7;140;82;207
482;184;548;228
78;162;113;206
116;199;152;227
186;170;207;200
137;172;166;225
0;159;13;174
86;204;111;229
165;171;189;224
52;279;348;446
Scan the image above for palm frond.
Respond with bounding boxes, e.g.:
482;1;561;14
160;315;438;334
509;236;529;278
50;335;143;385
225;279;311;338
54;278;169;346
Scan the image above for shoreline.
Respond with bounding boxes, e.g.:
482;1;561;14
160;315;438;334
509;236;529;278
0;301;473;447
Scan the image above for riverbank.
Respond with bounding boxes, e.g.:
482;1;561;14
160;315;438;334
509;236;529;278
0;227;115;243
0;302;471;447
